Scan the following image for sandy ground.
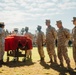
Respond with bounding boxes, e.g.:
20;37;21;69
0;47;76;75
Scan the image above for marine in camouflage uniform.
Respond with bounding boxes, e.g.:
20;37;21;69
0;22;5;67
72;17;76;69
56;20;71;68
45;20;57;64
36;25;45;61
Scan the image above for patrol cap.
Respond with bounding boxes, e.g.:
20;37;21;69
37;25;42;29
56;20;62;25
72;17;76;22
46;19;50;23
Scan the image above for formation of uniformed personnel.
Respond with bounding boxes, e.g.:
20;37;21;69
1;18;76;70
0;22;5;67
45;20;57;64
36;25;45;61
72;17;76;69
56;20;71;69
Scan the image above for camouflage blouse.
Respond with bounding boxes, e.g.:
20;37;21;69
57;27;70;46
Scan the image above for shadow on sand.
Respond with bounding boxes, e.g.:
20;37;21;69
5;59;35;67
40;61;50;69
40;61;76;75
50;63;76;75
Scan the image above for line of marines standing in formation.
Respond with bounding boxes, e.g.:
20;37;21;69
36;17;76;70
0;17;76;70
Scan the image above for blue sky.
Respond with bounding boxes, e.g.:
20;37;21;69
0;0;76;34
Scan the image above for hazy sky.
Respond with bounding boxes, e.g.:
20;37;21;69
0;0;76;34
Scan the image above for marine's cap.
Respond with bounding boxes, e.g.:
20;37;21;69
56;20;62;25
72;17;76;22
46;20;50;23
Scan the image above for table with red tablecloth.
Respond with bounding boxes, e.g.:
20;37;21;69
5;35;33;62
5;35;32;51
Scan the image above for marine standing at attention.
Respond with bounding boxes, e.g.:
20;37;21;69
45;20;57;64
36;25;45;61
56;20;71;69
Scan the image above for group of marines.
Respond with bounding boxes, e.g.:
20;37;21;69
36;17;76;70
0;17;76;70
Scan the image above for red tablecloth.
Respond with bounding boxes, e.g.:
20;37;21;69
5;35;32;51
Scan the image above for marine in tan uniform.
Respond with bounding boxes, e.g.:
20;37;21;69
0;22;5;67
72;17;76;69
56;20;71;68
25;27;33;39
45;20;57;64
24;27;33;60
36;25;45;61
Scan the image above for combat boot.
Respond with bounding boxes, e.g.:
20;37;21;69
1;59;6;65
40;57;44;62
67;63;72;70
0;60;2;67
59;62;64;67
54;58;57;64
50;58;53;64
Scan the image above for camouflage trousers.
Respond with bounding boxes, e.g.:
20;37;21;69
0;43;4;60
73;44;76;62
57;46;70;64
37;45;45;58
46;43;57;62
